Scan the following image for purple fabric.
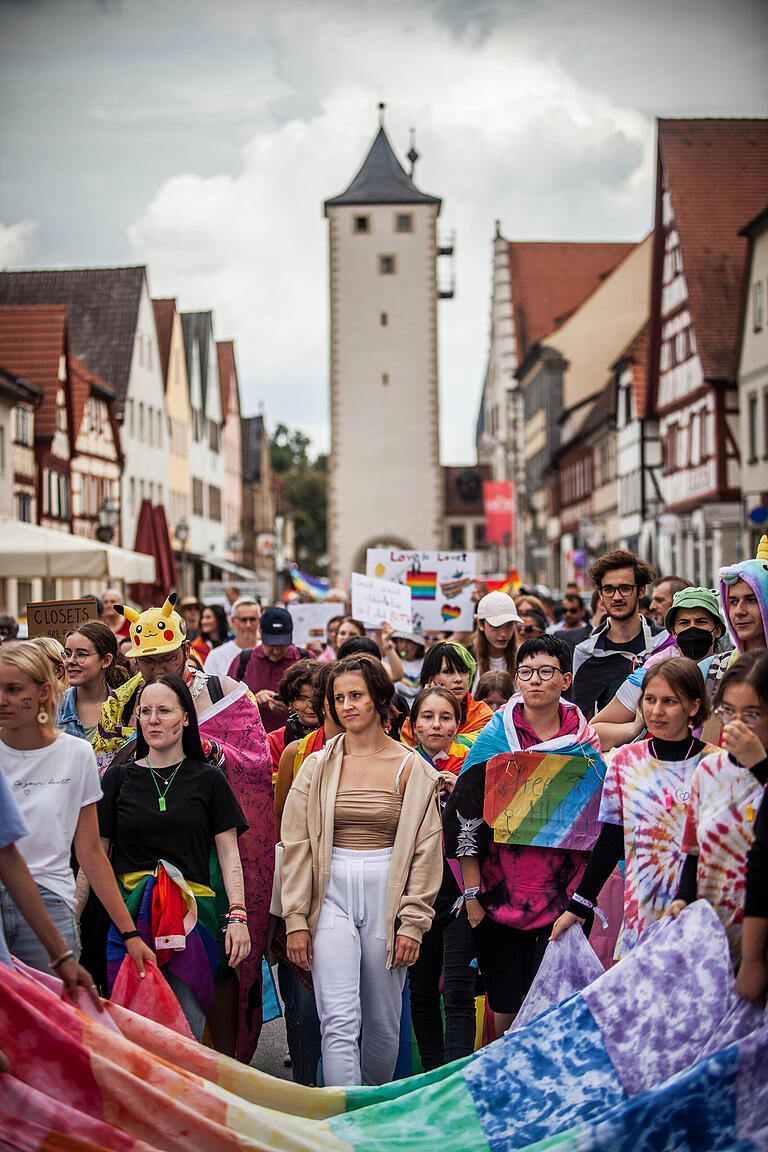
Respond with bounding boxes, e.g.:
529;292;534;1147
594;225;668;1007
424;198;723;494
512;921;604;1031
581;901;737;1097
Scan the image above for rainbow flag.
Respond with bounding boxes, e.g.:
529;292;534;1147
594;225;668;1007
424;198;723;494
288;565;331;601
1;902;764;1150
484;748;604;850
406;569;437;600
482;567;522;595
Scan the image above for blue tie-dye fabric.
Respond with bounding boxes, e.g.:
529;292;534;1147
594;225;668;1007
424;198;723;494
463;995;624;1149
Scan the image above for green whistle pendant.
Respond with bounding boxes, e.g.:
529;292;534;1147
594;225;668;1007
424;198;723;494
158;797;166;812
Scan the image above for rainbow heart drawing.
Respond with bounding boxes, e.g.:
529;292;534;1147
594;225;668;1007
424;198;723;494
441;603;462;621
407;570;437;600
440;574;473;599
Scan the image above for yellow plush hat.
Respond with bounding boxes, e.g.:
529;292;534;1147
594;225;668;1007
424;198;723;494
117;593;187;657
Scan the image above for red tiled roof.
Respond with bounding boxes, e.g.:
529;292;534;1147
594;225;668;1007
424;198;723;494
0;305;67;440
152;298;176;387
217;340;240;420
659;119;768;381
507;241;635;363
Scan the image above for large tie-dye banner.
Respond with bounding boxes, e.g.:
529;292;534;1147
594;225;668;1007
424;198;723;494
1;902;765;1150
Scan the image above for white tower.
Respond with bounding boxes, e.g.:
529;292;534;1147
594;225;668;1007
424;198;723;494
325;108;448;585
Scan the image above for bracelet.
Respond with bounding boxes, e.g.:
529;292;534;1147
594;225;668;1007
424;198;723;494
228;904;246;913
570;892;609;929
463;886;481;900
48;949;74;971
120;929;142;942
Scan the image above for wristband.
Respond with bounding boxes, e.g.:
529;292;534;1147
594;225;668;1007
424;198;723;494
49;949;74;971
463;886;481;900
121;929;142;942
569;893;608;929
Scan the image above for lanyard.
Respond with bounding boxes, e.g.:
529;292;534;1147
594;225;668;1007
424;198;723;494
148;758;185;811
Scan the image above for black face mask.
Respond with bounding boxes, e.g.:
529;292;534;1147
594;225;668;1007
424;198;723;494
676;627;715;661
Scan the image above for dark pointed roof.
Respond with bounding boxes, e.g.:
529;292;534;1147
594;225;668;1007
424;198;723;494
325;127;441;211
180;311;214;413
0;267;146;418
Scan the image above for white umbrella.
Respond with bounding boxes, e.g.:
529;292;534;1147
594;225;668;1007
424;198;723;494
0;518;156;582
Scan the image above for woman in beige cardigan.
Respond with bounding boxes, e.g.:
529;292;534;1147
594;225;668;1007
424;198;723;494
281;654;443;1087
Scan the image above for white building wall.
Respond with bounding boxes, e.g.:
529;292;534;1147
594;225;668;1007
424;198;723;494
120;283;169;548
738;224;768;552
328;202;442;582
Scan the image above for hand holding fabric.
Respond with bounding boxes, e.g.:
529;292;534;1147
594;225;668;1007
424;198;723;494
125;935;156;978
550;910;583;941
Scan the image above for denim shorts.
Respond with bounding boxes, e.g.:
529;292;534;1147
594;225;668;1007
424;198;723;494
0;881;81;972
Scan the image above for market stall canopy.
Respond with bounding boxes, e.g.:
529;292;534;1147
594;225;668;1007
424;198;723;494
0;518;156;582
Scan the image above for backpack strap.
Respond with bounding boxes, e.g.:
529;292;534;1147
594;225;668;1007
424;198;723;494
237;648;253;681
207;675;224;705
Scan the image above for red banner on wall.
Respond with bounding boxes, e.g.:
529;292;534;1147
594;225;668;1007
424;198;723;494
483;481;515;548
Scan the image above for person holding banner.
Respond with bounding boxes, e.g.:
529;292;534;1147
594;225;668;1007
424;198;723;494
550;656;717;959
443;635;605;1036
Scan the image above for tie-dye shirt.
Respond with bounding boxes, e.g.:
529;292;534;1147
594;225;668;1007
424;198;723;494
599;739;716;958
681;750;763;966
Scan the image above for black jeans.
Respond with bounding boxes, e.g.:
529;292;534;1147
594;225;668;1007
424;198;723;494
276;961;322;1086
408;906;477;1070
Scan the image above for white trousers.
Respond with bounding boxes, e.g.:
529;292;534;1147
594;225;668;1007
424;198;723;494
311;846;406;1087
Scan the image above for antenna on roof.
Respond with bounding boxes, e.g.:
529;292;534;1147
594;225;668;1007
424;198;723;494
378;101;385;127
407;128;419;178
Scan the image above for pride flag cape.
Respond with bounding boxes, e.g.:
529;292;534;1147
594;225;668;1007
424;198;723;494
2;902;765;1151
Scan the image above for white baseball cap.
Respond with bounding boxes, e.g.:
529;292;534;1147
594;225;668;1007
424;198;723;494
476;591;523;627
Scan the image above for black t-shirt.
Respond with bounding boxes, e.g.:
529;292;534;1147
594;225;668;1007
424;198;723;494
572;624;660;718
99;757;248;887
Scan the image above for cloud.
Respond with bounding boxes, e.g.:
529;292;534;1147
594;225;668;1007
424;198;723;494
128;11;653;461
0;221;37;269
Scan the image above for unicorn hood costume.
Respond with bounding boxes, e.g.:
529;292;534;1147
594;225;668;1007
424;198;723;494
719;535;768;653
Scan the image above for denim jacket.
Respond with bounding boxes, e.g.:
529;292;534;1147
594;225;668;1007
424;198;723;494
57;687;86;738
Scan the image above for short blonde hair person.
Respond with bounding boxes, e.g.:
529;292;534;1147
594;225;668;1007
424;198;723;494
0;639;63;736
30;636;68;686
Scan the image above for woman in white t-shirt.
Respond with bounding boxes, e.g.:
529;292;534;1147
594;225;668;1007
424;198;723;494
0;641;153;979
471;592;521;692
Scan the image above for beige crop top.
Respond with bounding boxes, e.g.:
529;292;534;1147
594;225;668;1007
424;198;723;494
332;752;412;850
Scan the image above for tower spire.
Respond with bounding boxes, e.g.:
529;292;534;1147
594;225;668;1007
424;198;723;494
407;128;419;178
378;101;385;127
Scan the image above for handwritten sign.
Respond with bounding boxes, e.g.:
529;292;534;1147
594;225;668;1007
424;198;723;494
287;602;341;648
365;549;476;632
351;572;412;633
483;749;604;851
26;597;99;644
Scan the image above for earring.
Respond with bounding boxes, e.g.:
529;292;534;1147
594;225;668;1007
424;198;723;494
37;709;49;725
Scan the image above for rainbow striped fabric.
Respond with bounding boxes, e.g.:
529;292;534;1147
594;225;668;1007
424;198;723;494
406;570;437;600
484;748;604;850
288;565;331;600
1;902;765;1150
440;574;473;599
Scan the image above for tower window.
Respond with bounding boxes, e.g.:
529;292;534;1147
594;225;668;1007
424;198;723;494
379;255;396;275
354;215;370;234
381;312;388;326
396;214;413;233
382;373;389;385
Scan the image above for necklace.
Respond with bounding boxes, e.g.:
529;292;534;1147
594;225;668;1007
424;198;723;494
344;741;388;758
649;736;695;812
147;757;185;811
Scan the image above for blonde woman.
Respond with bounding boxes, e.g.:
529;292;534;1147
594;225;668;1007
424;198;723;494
0;641;152;979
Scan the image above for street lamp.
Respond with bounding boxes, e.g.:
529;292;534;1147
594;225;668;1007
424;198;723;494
96;497;120;544
175;518;189;594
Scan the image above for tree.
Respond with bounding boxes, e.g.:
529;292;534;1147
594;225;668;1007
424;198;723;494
270;423;328;576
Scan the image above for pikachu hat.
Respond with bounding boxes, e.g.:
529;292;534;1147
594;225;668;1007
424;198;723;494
117;593;187;657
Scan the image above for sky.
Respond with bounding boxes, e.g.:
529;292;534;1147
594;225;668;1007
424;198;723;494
1;0;767;463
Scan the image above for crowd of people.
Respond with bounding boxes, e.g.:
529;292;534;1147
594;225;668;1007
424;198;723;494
0;537;766;1094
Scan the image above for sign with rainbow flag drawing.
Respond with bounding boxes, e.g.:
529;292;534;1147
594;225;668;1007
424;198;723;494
366;549;476;632
483;748;604;851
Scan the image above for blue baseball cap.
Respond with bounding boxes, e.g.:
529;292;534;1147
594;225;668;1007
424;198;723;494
260;606;293;645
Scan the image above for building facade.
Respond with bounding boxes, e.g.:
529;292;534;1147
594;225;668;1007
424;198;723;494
737;206;768;556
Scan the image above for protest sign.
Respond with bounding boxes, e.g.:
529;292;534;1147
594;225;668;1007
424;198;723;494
351;572;412;633
287;602;341;648
26;597;99;644
483;749;603;851
365;549;476;632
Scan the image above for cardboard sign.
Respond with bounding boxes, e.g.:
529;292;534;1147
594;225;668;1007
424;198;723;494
365;549;476;632
483;748;604;851
287;602;342;648
26;597;99;644
351;572;412;633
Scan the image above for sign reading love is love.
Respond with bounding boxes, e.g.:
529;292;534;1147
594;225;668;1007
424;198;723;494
365;549;476;632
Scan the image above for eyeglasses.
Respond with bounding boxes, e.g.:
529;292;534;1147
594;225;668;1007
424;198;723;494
600;584;637;599
135;651;183;669
715;706;766;730
235;616;259;625
516;665;562;681
65;649;97;663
